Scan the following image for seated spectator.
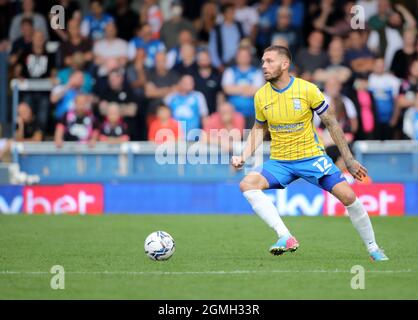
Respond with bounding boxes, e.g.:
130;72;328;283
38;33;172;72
315;77;358;145
15;30;56;132
99;103;130;143
81;0;114;41
160;3;195;50
145;51;180;112
50;70;85;119
57;52;93;93
344;30;375;76
15;102;43;142
93;22;128;77
148;103;182;144
209;4;245;71
254;0;279;56
390;28;417;79
271;6;301;55
166;29;194;70
190;48;222;115
164;75;208;141
107;0;139;41
8;17;34;67
59;18;93;68
96;69;139;140
368;57;401;140
127;23;165;69
403;92;418;140
234;0;259;42
221;46;264;128
9;0;49;43
139;0;164;40
391;59;418;139
54;94;98;148
279;0;305;30
295;30;328;81
367;0;391;31
313;37;352;87
172;43;197;75
202;101;245;151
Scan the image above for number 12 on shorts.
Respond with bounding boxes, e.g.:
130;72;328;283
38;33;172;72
312;156;332;174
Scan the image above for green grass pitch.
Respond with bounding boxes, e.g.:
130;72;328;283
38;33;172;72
0;215;417;299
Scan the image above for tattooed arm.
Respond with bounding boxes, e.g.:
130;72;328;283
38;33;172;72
319;107;368;181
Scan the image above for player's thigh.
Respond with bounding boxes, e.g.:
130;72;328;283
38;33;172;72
330;181;357;206
239;172;269;192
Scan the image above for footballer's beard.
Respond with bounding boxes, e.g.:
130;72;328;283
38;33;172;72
265;68;284;84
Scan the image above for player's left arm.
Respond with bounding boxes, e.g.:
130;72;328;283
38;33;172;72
318;107;368;181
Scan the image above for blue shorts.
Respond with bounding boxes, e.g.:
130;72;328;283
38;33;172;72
255;155;346;192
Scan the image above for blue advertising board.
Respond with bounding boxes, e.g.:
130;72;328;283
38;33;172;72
0;185;23;214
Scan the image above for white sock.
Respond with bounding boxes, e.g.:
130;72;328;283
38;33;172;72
243;189;290;238
346;198;379;253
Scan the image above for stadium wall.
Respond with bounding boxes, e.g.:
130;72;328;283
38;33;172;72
1;181;416;216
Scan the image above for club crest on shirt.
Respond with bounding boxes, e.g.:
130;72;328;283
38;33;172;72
293;99;301;110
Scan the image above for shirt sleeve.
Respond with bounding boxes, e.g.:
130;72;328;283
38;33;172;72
310;84;328;115
254;91;266;123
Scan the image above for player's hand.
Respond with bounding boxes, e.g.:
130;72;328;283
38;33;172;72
231;155;245;169
346;159;368;181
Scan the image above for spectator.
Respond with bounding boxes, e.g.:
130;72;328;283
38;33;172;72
15;102;43;142
99;103;130;143
234;0;259;42
254;0;278;56
202;101;245;151
54;94;98;148
126;48;147;100
107;0;139;41
128;23;165;69
167;29;194;70
190;48;222;115
160;3;195;50
145;51;179;113
315;77;359;145
50;70;85;119
8;17;34;67
347;75;378;140
278;0;305;30
96;69;139;140
295;30;328;81
15;30;56;132
344;30;375;75
403;92;418;140
9;0;49;43
172;43;197;75
148;103;182;144
81;0;114;41
209;4;245;71
164;75;208;141
310;0;344;37
139;0;164;40
368;57;401;140
221;46;264;128
390;28;417;79
93;22;128;77
367;0;391;31
313;37;352;87
59;18;93;69
391;59;418;139
0;0;16;52
57;52;93;93
317;0;354;38
194;1;218;45
357;0;378;23
271;6;301;55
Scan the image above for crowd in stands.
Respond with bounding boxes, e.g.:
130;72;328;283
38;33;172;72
0;0;418;157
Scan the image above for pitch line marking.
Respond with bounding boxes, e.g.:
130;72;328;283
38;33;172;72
0;269;414;276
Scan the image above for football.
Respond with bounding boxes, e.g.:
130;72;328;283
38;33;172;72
144;231;176;261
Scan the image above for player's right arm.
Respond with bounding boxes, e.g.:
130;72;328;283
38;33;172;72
231;90;268;169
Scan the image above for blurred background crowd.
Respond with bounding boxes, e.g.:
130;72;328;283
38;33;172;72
0;0;418;156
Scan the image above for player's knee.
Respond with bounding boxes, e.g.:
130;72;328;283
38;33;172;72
341;191;357;207
239;177;261;193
